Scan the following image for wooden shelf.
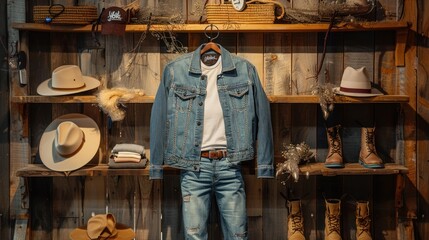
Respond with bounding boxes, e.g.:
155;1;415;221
298;162;408;176
16;164;149;177
16;162;407;177
11;94;409;104
12;21;409;33
10;95;154;103
269;94;410;103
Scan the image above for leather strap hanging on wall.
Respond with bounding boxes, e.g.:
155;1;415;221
91;8;105;47
44;4;65;23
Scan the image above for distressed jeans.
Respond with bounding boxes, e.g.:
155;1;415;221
180;157;248;240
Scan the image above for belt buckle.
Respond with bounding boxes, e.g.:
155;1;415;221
208;150;224;159
208;150;219;159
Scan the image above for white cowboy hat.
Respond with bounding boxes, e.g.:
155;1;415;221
333;66;383;97
39;113;100;172
37;65;100;96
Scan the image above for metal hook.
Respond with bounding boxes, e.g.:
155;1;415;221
9;41;17;56
204;24;219;42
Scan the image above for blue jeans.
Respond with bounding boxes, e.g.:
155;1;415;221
180;157;248;240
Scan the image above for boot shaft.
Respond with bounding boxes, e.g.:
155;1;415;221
325;125;344;168
359;127;384;168
361;128;377;155
287;200;305;240
356;201;369;218
326;199;341;216
325;199;342;240
356;201;372;240
326;125;342;157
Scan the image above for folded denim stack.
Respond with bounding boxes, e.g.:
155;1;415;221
109;143;147;169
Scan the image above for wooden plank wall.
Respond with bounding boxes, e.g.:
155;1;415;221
0;0;10;239
398;0;418;239
6;0;422;239
416;37;429;239
8;0;29;239
416;0;429;238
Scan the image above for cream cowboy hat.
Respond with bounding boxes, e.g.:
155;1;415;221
333;66;383;97
37;65;100;96
39;113;100;172
70;214;135;240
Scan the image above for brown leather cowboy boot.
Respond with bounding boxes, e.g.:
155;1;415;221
356;201;372;240
287;200;305;240
359;127;384;168
325;199;342;240
325;125;344;168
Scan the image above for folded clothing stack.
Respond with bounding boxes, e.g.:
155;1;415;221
109;143;148;169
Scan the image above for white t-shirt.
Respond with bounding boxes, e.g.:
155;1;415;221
200;56;227;151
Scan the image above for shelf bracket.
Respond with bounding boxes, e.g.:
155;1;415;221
20;177;29;209
395;174;404;209
13;218;28;240
395;28;408;67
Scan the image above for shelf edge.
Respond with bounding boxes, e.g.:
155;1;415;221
16;163;408;177
11;22;410;33
11;95;409;104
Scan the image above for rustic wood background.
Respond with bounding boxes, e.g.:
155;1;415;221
0;0;10;238
4;0;425;239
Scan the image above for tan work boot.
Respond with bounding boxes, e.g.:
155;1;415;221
356;201;372;240
287;200;305;240
359;127;384;168
325;199;342;240
325;125;344;168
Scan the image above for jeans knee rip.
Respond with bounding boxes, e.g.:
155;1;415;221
186;226;199;235
235;232;247;239
183;194;191;202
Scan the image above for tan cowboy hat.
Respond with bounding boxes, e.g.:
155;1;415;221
333;66;383;97
39;113;100;172
37;65;100;96
70;214;135;240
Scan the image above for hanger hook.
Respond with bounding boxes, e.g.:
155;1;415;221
204;24;219;42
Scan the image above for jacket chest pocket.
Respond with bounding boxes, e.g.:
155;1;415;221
173;87;198;112
228;85;249;111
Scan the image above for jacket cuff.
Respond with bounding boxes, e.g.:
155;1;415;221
149;165;164;180
257;165;274;178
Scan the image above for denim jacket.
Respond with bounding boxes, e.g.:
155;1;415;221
149;44;274;179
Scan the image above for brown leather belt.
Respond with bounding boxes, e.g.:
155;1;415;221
201;149;227;160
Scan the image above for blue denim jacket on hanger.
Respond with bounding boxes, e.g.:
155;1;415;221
149;44;274;179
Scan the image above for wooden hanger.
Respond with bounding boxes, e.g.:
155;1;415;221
200;41;221;55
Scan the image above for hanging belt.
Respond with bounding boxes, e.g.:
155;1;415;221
201;149;227;160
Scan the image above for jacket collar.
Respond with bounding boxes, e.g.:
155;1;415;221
189;44;236;74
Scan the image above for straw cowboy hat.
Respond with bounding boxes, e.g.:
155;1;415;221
333;66;383;97
70;214;135;240
37;65;100;96
39;113;100;172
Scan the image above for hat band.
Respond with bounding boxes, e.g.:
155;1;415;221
340;86;371;94
90;228;118;240
56;137;85;157
52;83;86;90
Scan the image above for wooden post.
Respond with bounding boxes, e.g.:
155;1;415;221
8;0;29;239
